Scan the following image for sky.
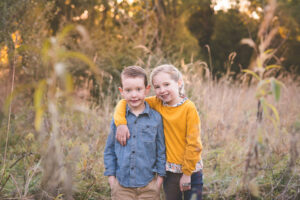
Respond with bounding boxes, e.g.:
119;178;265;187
213;0;234;11
213;0;250;11
115;0;251;12
213;0;260;19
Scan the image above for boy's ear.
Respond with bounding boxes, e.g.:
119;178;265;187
118;87;124;96
145;85;151;95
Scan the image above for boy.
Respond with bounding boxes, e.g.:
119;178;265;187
104;66;166;200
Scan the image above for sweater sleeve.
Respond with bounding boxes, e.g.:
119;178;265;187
144;96;160;110
113;96;160;126
113;99;127;126
181;103;203;175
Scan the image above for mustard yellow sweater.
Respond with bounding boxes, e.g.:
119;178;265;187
114;96;203;175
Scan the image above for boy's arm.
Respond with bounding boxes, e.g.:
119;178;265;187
154;115;166;177
181;104;203;176
103;120;118;177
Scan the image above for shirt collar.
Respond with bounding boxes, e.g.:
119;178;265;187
126;101;150;116
163;97;188;107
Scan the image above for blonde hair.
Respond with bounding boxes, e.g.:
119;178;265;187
150;64;185;96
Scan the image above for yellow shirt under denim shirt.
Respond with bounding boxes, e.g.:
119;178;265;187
104;102;166;187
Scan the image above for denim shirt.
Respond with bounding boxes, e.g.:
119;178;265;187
104;102;166;187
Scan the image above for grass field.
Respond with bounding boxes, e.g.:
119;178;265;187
0;69;299;199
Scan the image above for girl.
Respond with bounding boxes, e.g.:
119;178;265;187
114;64;203;200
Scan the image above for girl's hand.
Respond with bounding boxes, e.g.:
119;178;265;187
179;174;191;191
116;125;130;146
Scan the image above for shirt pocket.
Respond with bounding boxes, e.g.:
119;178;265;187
141;125;157;142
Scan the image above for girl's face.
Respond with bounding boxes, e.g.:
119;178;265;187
152;72;182;106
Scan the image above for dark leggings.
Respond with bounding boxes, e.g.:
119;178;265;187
163;171;203;200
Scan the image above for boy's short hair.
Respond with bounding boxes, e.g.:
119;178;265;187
121;66;148;87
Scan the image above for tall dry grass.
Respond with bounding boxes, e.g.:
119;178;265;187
0;61;299;199
1;0;299;199
183;63;300;199
184;1;300;197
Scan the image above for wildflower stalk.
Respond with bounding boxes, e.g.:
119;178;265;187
0;42;17;187
241;0;284;197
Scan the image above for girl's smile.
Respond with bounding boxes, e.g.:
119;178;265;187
152;72;183;106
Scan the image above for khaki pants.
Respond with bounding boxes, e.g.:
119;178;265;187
111;177;161;200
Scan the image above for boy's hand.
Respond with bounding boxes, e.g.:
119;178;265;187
108;176;116;188
156;176;164;188
179;174;191;192
116;125;130;146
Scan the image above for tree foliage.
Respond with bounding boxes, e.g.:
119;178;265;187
0;0;299;100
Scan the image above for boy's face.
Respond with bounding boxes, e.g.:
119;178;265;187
119;76;150;111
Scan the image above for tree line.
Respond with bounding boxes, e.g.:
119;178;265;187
1;0;299;100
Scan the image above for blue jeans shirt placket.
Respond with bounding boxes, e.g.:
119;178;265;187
130;118;138;186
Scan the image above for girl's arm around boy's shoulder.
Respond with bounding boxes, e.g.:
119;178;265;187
113;96;161;126
113;96;162;146
113;100;127;126
145;96;161;109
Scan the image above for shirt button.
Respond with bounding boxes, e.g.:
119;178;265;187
133;135;136;138
132;151;135;153
131;167;134;170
